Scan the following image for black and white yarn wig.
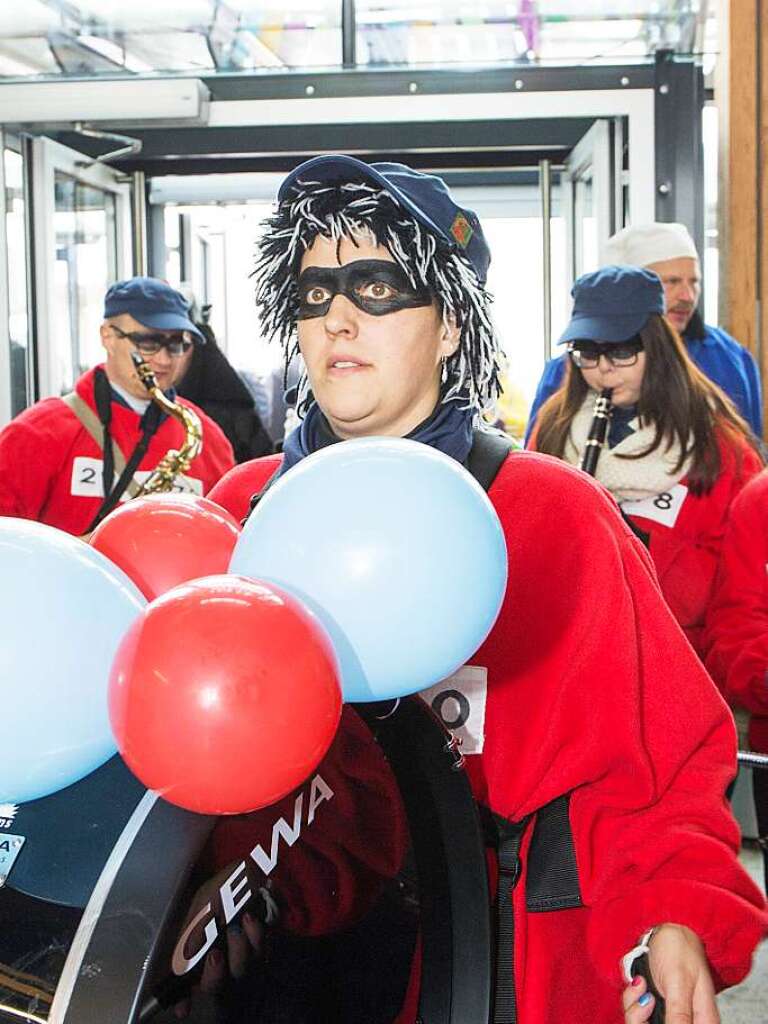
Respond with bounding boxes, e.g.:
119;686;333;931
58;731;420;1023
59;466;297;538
254;176;502;414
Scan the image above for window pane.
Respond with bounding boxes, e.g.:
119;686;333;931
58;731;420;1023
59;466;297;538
453;182;565;440
0;1;718;75
702;103;718;326
357;14;524;66
52;174;117;395
0;2;342;75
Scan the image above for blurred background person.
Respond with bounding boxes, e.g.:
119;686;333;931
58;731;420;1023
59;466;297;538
175;291;274;463
530;266;763;658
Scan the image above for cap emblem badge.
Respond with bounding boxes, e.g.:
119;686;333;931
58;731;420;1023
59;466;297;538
450;212;474;248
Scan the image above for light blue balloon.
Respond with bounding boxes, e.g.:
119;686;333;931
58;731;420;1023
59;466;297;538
230;437;508;701
0;519;145;804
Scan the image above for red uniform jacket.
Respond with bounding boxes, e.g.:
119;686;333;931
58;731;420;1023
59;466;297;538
210;450;767;1024
0;366;234;535
705;469;768;753
620;436;762;658
527;428;763;658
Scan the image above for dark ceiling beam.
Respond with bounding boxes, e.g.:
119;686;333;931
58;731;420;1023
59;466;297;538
98;148;572;179
49;116;591;171
21;60;659;101
196;62;657;102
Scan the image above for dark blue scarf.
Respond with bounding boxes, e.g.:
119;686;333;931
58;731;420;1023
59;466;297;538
279;398;475;476
608;403;638;449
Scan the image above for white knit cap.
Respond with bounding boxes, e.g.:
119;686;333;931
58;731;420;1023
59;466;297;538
602;222;698;268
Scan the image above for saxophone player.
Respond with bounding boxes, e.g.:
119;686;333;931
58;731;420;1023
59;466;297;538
0;277;234;536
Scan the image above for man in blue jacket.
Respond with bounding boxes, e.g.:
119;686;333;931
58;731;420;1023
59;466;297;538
525;222;763;440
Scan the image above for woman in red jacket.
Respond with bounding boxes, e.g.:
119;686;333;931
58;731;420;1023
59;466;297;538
530;266;763;659
209;159;767;1023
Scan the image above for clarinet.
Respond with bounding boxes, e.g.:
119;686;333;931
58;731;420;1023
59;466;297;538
580;387;650;550
579;388;613;476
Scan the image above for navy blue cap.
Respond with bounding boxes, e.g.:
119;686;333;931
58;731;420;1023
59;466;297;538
557;265;665;345
278;154;491;284
103;277;204;342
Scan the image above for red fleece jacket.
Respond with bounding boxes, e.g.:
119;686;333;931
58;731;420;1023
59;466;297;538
706;469;768;753
210;449;767;1024
621;435;763;658
527;427;763;659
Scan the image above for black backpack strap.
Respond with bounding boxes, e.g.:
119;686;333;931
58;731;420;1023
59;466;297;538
468;429;528;1022
466;428;515;492
479;806;531;1024
525;794;583;912
480;794;584;1024
243;463;283;526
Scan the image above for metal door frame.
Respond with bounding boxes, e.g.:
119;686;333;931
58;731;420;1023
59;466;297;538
0;130;11;425
28;136;132;400
562;119;619;286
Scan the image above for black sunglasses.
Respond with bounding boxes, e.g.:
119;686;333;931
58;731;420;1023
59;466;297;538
568;338;643;369
111;325;193;356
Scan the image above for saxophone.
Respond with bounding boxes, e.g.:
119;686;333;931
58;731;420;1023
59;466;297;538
130;351;203;495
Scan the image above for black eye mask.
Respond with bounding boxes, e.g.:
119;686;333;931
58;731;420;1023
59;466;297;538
297;260;434;319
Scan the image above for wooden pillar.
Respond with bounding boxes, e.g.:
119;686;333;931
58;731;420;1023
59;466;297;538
718;0;768;434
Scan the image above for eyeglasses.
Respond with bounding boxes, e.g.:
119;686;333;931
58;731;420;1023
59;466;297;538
568;339;643;369
110;325;193;356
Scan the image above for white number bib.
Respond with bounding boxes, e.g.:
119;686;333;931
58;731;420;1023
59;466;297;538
620;483;688;528
71;457;107;497
70;457;203;499
420;665;488;754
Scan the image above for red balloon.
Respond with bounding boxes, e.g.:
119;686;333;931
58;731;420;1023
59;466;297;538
91;494;241;600
109;575;342;815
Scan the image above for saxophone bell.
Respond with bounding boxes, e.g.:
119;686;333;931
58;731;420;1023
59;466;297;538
130;351;203;495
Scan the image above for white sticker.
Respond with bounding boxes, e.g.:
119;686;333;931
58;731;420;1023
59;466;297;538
70;458;203;499
420;665;488;754
71;457;107;497
620;483;688;529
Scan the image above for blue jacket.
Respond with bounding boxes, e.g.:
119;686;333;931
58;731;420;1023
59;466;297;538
524;321;763;442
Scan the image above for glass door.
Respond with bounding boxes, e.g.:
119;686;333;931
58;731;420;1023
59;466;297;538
560;119;623;299
30;137;132;400
451;181;568;439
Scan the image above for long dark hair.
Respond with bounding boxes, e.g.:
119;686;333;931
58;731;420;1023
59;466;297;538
535;314;762;494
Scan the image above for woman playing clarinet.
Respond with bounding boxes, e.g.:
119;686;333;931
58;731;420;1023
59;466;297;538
528;265;763;657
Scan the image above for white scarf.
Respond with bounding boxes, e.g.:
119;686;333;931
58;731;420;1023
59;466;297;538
563;392;692;502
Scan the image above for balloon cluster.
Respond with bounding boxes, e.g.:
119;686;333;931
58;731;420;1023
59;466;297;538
1;439;507;816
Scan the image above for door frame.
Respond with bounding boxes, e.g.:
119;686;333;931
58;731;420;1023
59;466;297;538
562;118;619;287
29;136;132;400
0;130;11;424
